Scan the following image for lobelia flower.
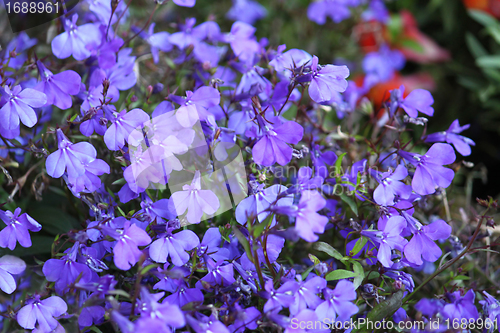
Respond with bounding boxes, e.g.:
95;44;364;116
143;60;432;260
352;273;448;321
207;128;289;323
0;255;26;294
389;84;434;118
66;158;110;194
149;229;200;266
251;115;304;166
275;190;328;242
17;295;67;333
306;56;350;104
404;219;451;266
226;0;267;25
235;184;293;224
0;85;47;130
361;216;408;267
285;309;330;333
104;108;150;150
34;60;81;110
173;0;195;7
51;14;101;60
197;227;230;262
399;143;456;196
171;171;220;224
106;221;152;270
135;288;186;332
46;128;97;179
170;86;221;126
186;313;230;333
43;243;94;294
228;304;261;333
289;276;327;315
311;145;337;179
315;280;358;322
307;0;359;24
224;21;261;64
196;259;235;289
163;279;204;307
362;45;405;87
89;48;137;93
142;23;173;64
442;290;479;320
263;279;299;313
269;45;312;79
425;119;475;156
372;164;412;206
480;291;500;328
0;207;41;250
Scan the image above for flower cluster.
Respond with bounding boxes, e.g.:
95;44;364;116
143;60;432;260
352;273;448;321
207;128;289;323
0;0;494;333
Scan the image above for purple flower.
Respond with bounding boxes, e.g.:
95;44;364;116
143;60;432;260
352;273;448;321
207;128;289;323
171;171;220;224
263;279;300;313
0;85;47;130
135;288;186;332
46;129;97;179
236;184;293;224
164;281;204;307
170;86;221;126
104;108;150;151
51;14;101;60
196;259;235;289
425;119;475;156
173;0;195;7
34;61;81;110
252;116;304;166
0;208;41;250
0;255;26;294
43;244;94;294
480;292;500;327
316;280;358;322
269;46;312;78
289;276;327;315
17;295;67;333
404;219;451;266
293;190;329;242
229;304;261;332
363;45;405;87
149;229;200;266
66;158;110;194
224;21;261;64
399;143;456;195
361;216;408;267
285;309;330;333
307;56;350;103
226;0;267;25
144;23;173;64
108;221;152;270
372;165;411;206
307;0;356;24
186;313;230;333
442;290;479;320
390;85;434;118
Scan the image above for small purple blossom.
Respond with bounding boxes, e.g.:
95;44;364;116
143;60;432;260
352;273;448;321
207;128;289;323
0;85;47;130
17;295;67;332
426;119;476;156
0;208;41;250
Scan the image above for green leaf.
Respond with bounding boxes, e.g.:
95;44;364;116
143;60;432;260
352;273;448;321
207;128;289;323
352;261;364;289
252;213;274;238
140;264;158;275
349;236;368;257
468;9;498;27
453;275;470;280
89;327;104;333
232;226;253;263
400;39;425;53
334;153;346;176
353;290;405;333
340;193;358;216
0;235;54;257
314;242;343;260
326;269;357;281
476;55;500;68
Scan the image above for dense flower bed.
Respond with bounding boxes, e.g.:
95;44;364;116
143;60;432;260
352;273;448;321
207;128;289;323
0;0;498;332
